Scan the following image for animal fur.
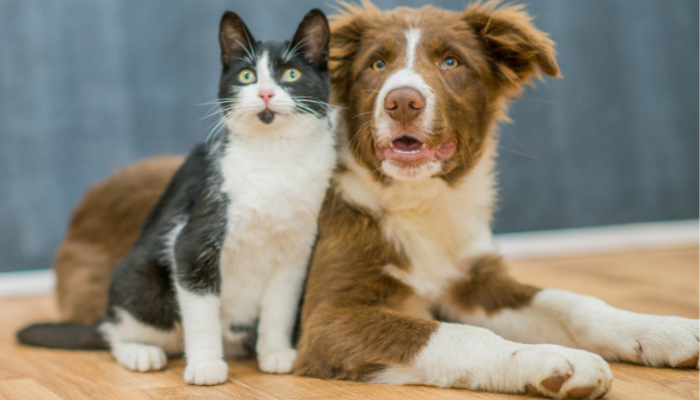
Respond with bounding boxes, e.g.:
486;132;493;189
55;156;183;325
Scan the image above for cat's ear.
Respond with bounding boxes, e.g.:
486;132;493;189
219;11;256;66
290;9;330;68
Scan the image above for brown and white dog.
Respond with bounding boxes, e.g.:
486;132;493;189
292;2;699;399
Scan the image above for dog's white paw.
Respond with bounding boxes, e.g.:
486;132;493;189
257;348;297;374
184;359;228;386
616;315;699;369
113;342;167;372
513;345;613;400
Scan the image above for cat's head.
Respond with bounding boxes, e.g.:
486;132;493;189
217;9;330;130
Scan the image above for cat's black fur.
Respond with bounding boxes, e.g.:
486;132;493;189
18;9;331;353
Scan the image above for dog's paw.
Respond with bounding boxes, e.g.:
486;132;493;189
257;348;297;374
184;359;228;386
515;345;613;399
113;342;167;372
622;316;699;369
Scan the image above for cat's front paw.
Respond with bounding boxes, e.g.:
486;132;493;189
626;316;699;369
113;342;167;372
184;359;228;385
258;348;297;374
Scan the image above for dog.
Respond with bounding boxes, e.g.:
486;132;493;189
55;156;183;325
291;2;699;399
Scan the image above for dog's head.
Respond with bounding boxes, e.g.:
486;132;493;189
331;1;559;181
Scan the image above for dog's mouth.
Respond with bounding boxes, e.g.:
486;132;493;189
375;135;457;164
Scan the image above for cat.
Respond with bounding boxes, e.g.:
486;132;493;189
18;8;335;387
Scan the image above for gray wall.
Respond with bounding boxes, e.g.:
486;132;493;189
0;1;697;272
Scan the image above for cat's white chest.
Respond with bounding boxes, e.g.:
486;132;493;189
215;121;335;328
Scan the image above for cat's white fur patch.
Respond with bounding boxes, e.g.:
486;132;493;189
100;307;183;356
112;342;168;372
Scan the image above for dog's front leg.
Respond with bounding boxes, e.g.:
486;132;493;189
438;255;699;369
363;313;613;399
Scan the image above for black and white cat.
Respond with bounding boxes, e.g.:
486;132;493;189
18;9;335;386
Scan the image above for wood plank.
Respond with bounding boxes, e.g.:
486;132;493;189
0;379;65;400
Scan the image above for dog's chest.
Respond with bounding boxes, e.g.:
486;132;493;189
381;181;497;302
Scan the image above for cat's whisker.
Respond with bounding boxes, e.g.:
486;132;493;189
229;36;256;64
351;111;374;120
283;35;312;62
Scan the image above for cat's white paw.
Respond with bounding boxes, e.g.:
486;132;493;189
258;348;297;374
113;342;167;372
184;359;228;386
617;316;699;369
513;345;613;399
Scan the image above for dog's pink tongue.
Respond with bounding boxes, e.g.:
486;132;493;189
393;136;423;151
435;138;457;160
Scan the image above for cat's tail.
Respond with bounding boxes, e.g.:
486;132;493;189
17;322;108;350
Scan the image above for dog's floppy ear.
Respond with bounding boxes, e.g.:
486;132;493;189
219;11;256;67
328;0;380;105
465;2;560;92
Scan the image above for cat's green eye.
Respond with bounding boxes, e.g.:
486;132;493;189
282;68;302;82
238;69;256;84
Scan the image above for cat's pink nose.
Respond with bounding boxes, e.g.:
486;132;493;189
259;90;274;107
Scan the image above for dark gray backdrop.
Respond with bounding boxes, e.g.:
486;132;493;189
0;1;697;273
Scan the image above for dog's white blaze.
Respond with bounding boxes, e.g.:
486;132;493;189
405;28;421;69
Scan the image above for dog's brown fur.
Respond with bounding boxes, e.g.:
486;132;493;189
444;255;539;316
56;156;183;325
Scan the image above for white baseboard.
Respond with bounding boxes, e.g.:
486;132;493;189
0;219;697;299
0;269;55;299
496;219;698;259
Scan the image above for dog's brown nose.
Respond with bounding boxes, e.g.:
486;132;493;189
384;87;424;124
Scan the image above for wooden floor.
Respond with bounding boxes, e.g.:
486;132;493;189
0;247;697;400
